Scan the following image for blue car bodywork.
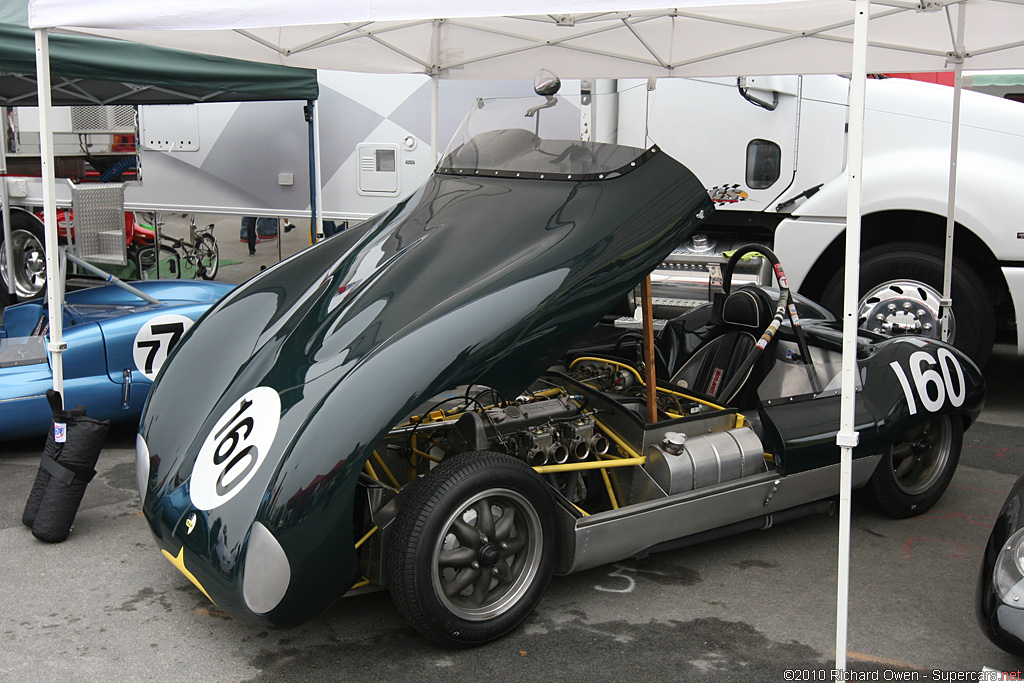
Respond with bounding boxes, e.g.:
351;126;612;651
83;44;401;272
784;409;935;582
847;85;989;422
0;280;233;441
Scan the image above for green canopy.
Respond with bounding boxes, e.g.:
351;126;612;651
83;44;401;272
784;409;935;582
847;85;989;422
0;2;317;105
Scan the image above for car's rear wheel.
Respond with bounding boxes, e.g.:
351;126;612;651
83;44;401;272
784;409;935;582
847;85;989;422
863;414;963;518
387;451;557;647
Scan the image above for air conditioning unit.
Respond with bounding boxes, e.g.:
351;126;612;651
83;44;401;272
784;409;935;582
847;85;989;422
70;105;136;133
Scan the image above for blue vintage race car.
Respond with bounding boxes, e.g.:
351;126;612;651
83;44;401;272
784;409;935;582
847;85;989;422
0;279;233;441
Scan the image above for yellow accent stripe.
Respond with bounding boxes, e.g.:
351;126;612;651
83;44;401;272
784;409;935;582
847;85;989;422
162;546;213;603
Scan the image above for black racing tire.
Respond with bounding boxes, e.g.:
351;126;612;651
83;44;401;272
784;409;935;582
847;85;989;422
196;233;219;280
0;212;47;306
862;414;963;519
386;451;558;648
821;242;994;368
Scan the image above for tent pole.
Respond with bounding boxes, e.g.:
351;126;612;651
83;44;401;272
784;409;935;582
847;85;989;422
1;108;13;298
430;19;441;166
942;4;967;343
34;28;65;401
835;0;870;673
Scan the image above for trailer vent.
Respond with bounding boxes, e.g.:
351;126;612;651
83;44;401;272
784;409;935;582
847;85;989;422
70;105;136;133
357;144;400;196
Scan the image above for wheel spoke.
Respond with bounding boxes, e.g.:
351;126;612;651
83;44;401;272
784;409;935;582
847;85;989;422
451;519;482;550
890;442;914;464
502;533;527;556
474;499;495;538
470;569;493;606
443;566;480;598
494;505;516;541
893;455;915;480
494;561;513;584
438;547;476;568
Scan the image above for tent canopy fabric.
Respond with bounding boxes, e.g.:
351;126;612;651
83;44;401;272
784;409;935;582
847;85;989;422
1;2;318;106
25;0;1024;79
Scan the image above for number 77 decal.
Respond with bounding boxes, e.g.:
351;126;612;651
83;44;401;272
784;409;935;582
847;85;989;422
133;314;194;380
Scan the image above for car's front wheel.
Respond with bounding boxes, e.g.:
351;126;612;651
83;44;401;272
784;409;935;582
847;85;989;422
387;451;558;647
862;414;963;518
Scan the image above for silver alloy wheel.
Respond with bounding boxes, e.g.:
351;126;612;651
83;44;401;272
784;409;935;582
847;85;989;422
430;487;543;621
858;279;953;342
889;416;953;497
0;228;47;299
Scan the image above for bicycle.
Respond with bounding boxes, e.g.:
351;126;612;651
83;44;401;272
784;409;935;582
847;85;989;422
134;215;219;281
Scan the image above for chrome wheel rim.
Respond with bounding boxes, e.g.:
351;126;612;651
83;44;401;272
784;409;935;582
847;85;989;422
889;416;953;496
431;488;543;621
858;279;953;342
0;229;46;298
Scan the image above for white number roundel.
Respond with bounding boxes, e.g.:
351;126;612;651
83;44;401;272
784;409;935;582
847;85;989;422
190;387;281;511
133;314;194;380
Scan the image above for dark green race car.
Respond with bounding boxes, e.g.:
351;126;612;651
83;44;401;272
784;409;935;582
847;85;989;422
135;91;984;648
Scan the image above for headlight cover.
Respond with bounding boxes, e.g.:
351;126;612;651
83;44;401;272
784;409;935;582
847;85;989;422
135;432;150;502
243;522;291;614
994;527;1024;607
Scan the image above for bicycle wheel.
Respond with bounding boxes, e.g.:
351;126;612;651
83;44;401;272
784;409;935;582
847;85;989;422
135;244;182;280
195;233;219;280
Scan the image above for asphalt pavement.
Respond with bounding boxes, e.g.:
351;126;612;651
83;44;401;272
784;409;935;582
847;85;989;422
1;229;1022;680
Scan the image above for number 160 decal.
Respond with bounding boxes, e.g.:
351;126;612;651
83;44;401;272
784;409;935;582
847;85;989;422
190;387;281;511
890;349;965;416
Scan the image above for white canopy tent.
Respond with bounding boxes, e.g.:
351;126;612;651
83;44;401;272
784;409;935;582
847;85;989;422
26;0;1024;670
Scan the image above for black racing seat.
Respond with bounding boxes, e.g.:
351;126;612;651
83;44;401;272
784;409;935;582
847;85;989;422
670;286;776;405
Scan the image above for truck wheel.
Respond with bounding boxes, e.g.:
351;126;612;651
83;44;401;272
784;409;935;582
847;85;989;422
821;243;994;367
0;216;47;306
387;451;557;647
862;414;962;519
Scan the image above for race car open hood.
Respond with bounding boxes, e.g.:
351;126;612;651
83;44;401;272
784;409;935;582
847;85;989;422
137;127;713;626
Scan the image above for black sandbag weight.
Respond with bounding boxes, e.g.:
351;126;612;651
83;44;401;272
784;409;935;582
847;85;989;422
22;390;109;543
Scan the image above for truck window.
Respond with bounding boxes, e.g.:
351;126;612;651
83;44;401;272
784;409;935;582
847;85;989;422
746;138;781;189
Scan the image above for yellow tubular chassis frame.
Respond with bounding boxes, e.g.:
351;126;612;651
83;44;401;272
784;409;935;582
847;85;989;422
351;356;758;591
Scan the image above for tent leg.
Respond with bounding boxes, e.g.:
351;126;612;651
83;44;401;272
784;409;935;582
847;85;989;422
305;100;318;244
942;4;967;343
836;0;870;673
35;28;65;401
1;110;13;298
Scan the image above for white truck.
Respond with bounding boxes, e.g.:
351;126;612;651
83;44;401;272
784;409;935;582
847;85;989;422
3;73;1022;366
622;74;1024;367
